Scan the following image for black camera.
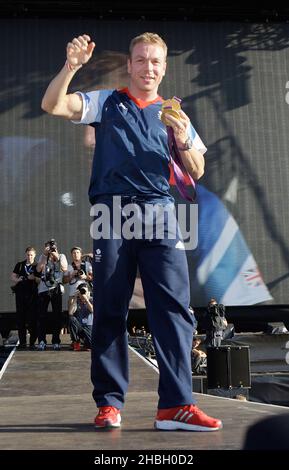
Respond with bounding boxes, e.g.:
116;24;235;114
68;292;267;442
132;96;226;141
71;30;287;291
77;282;87;295
10;274;29;293
44;266;55;286
205;301;227;348
208;303;226;318
77;269;85;277
208;304;219;315
46;239;57;253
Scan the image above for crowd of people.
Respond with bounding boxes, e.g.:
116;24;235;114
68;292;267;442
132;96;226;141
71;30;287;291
11;242;93;351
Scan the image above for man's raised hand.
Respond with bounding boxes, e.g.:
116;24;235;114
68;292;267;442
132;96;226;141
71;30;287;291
66;34;95;67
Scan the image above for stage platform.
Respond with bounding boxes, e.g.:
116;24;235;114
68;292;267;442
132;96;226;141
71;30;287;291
0;335;289;451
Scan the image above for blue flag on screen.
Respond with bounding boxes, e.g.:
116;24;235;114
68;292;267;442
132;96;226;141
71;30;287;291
189;185;273;306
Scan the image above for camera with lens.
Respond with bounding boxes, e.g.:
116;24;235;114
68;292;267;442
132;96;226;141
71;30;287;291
46;238;57;253
77;269;85;277
44;265;56;286
76;282;88;295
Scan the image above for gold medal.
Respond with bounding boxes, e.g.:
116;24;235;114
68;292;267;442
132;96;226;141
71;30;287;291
161;96;182;126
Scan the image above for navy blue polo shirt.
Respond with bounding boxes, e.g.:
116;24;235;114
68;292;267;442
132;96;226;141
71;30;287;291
73;88;206;204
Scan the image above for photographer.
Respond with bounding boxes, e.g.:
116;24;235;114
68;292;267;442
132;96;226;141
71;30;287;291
36;239;68;350
204;298;228;348
11;246;39;349
63;246;93;315
68;282;93;351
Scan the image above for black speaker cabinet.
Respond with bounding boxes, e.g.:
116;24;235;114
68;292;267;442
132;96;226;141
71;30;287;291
207;345;251;389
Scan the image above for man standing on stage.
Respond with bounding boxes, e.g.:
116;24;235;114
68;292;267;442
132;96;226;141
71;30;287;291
41;32;222;431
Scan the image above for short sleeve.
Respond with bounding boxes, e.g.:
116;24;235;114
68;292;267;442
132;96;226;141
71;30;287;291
65;264;74;275
85;261;93;273
188;124;207;155
13;262;21;274
71;89;114;125
59;254;67;263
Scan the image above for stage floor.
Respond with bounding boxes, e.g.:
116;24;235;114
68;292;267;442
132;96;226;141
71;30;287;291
0;335;289;451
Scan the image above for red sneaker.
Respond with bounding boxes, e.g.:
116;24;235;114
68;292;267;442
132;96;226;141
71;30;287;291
94;406;121;428
155;404;222;431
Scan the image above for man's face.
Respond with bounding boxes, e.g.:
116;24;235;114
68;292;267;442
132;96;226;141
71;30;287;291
127;42;166;94
72;249;82;262
26;250;35;264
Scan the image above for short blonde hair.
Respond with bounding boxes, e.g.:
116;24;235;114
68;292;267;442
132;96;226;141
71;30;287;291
25;246;36;253
129;32;167;59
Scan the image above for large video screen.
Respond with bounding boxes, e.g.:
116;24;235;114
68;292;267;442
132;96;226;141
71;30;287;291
2;19;289;311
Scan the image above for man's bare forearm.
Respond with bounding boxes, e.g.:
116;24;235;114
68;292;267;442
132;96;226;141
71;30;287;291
41;35;95;119
41;63;81;118
179;147;205;180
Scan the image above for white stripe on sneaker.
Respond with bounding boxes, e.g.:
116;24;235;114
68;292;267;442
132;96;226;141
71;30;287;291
179;411;189;421
173;409;191;422
174;409;184;420
185;413;194;422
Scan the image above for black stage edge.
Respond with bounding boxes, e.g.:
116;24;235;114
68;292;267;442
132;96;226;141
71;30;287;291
2;305;289;335
127;306;289;332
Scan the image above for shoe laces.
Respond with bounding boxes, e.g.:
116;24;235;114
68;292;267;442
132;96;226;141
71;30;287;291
188;405;219;423
186;404;204;416
99;406;117;416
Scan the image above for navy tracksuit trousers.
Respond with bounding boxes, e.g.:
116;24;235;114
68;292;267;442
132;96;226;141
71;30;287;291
91;197;196;410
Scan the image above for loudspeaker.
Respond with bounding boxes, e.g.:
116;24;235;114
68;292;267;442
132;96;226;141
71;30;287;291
207;345;251;389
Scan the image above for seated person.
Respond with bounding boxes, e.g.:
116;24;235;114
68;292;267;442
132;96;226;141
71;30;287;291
68;282;93;351
191;337;207;375
64;246;93;316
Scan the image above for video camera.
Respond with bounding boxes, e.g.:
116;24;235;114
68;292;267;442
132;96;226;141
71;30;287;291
208;302;226;319
205;300;228;347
